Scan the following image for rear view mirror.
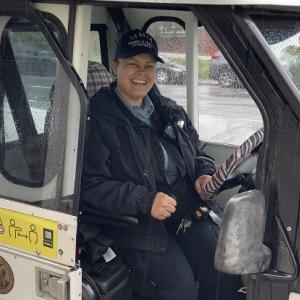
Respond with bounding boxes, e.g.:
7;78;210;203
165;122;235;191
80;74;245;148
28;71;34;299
214;190;271;274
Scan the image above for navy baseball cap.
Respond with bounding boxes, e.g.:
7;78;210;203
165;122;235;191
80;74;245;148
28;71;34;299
114;29;164;63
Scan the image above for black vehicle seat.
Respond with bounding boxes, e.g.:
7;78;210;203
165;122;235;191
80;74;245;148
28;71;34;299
78;218;133;300
79;207;163;300
82;265;132;300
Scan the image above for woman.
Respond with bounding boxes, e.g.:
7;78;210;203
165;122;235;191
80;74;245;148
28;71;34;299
82;29;243;300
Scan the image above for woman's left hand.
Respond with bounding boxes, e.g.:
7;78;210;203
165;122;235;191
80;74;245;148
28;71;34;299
194;175;211;195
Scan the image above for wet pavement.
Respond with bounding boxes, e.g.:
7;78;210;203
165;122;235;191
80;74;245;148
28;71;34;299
158;83;263;145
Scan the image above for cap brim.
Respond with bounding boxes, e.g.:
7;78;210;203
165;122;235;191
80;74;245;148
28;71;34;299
154;54;164;63
117;48;164;63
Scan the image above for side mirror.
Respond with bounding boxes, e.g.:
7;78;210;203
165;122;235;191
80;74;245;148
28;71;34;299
214;190;271;274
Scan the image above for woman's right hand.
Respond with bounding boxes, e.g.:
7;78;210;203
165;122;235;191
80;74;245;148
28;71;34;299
151;192;177;220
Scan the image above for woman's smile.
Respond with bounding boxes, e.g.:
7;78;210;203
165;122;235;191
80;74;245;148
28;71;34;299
113;53;156;107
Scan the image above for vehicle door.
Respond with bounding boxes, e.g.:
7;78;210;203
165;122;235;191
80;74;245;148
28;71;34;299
0;1;87;299
191;5;300;300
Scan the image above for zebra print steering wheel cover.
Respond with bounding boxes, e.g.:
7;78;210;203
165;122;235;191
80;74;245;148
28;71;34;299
199;128;264;201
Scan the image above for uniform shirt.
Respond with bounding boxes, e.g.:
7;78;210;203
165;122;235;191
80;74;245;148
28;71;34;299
115;88;181;185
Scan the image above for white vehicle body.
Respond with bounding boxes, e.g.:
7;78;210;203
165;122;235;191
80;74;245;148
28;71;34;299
0;1;300;299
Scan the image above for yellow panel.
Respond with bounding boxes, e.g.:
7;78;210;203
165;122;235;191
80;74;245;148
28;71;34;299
0;208;57;258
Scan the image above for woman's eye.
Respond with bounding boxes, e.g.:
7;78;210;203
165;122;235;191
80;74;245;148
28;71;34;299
146;65;155;70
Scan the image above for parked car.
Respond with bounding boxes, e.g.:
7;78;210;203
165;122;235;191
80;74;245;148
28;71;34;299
210;35;300;88
210;51;243;88
156;55;186;85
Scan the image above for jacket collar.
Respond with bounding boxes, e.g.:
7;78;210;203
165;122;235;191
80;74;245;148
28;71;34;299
90;81;129;123
91;81;185;127
148;88;186;127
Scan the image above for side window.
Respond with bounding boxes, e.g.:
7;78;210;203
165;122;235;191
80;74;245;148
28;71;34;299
89;24;110;70
146;22;263;145
0;16;82;213
8;31;56;135
253;16;300;91
89;30;102;63
198;27;263;145
147;21;187;110
87;25;113;98
1;18;58;187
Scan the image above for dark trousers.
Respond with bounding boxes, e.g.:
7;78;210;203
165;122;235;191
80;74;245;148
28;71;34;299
122;216;245;300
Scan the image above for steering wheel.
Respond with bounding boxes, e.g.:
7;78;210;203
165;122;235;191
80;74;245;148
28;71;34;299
220;150;259;192
199;128;264;201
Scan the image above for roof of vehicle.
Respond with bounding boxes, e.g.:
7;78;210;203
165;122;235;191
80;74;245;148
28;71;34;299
99;0;298;4
30;0;299;6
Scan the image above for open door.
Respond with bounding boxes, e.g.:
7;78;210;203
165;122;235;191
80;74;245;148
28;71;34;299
0;1;88;299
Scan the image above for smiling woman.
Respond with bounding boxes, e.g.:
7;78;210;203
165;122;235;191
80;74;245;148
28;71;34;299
81;28;243;300
112;54;157;106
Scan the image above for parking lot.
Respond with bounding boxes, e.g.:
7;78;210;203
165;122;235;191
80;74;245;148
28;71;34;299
158;82;263;145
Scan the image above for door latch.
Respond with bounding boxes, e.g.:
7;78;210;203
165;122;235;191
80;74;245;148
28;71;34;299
36;268;69;300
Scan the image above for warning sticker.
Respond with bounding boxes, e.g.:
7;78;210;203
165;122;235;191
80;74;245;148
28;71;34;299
0;208;58;258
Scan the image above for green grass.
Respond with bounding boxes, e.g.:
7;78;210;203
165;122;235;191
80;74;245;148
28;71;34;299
172;57;185;65
198;59;211;79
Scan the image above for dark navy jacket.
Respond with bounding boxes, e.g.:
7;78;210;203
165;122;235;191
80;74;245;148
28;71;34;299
81;82;216;253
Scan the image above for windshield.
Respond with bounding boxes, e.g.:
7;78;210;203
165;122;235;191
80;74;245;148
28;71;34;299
254;15;300;91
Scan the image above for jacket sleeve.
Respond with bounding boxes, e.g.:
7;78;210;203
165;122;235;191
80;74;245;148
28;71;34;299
82;117;155;217
183;110;217;178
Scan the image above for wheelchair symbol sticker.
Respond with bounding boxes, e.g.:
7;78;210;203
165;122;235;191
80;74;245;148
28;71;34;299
43;229;54;248
0;208;58;258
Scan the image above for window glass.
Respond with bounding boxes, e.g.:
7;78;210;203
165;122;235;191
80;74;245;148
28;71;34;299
87;29;113;97
8;31;55;134
198;27;263;145
3;95;18;142
0;16;80;214
147;21;187;110
89;30;101;63
253;16;300;91
147;23;262;145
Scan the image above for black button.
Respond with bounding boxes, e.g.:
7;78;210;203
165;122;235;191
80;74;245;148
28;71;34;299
137;129;142;135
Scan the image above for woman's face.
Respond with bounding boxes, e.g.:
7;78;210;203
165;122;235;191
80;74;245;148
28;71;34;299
113;53;156;106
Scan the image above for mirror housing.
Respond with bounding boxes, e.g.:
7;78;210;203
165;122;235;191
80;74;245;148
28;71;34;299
214;190;271;274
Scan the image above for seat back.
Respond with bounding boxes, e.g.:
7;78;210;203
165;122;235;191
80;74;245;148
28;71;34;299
86;60;113;98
